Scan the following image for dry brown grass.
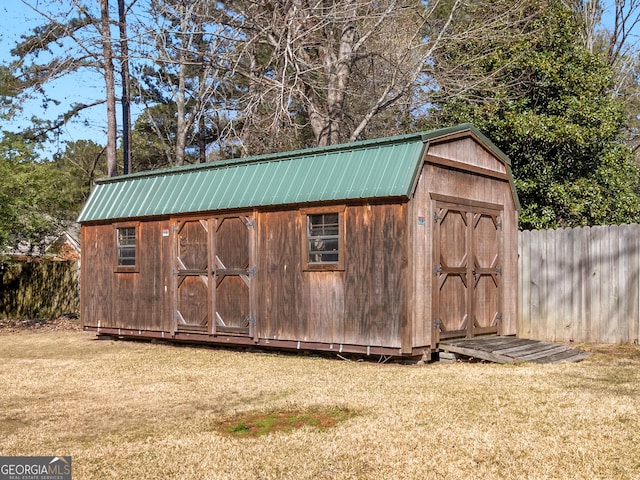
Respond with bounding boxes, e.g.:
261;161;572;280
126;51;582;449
1;331;639;479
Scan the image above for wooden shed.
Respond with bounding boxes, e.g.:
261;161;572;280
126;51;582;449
78;124;519;358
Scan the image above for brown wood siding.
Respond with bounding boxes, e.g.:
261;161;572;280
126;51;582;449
81;224;114;328
256;203;407;349
139;220;173;331
428;137;507;174
257;209;304;340
81;220;173;332
344;204;407;347
408;166;434;349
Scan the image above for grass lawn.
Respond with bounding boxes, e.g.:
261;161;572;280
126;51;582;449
1;329;639;479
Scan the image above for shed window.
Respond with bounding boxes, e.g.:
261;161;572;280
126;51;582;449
302;208;345;271
116;224;139;271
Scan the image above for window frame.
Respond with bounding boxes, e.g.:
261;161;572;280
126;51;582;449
114;222;140;273
301;206;345;271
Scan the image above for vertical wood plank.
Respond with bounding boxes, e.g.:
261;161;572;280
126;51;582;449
518;229;530;338
424;169;435;349
251;210;259;342
545;228;557;342
631;224;640;344
502;204;518;336
408;166;428;350
599;226;614;343
558;227;568;342
576;227;588;343
570;227;584;343
556;228;568;342
344;204;373;345
530;229;542;341
611;225;623;342
588;226;600;342
621;223;637;343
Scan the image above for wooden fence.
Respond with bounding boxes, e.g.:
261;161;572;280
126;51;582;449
0;258;80;319
518;223;640;344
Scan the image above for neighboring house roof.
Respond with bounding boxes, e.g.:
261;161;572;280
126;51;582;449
45;227;81;260
78;124;516;223
3;224;81;260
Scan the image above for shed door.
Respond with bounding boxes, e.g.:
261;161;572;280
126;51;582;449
175;219;211;332
173;214;255;338
212;215;255;337
433;200;503;341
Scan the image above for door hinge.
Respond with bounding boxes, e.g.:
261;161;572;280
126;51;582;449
496;218;503;231
496;266;502;275
496;313;503;324
433;211;442;223
172;225;180;232
171;268;179;276
433;319;440;328
433;265;442;276
246;266;257;276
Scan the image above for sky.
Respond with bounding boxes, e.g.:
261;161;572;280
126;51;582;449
0;2;118;157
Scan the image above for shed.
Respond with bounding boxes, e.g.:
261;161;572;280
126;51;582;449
78;124;519;358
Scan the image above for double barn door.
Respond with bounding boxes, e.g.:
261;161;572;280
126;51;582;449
433;199;503;341
173;214;255;338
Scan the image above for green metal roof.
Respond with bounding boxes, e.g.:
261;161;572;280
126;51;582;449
77;124;514;223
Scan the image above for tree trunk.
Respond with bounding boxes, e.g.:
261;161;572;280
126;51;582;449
198;110;206;163
320;1;357;146
174;5;189;166
100;0;118;177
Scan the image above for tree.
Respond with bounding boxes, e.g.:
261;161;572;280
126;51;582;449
568;0;640;150
430;1;640;228
53;139;108;203
0;132;79;250
118;0;133;174
131;103;197;170
100;0;119;176
0;56;80;250
10;0;139;176
224;0;466;151
134;0;235;165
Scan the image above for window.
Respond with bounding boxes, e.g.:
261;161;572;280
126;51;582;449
302;207;345;271
115;224;139;271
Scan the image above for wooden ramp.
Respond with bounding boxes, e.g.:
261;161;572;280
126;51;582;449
439;336;590;364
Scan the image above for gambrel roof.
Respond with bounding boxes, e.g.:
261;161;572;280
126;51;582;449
78;124;515;223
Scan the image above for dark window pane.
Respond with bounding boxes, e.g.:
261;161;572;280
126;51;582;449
307;213;340;264
117;227;136;266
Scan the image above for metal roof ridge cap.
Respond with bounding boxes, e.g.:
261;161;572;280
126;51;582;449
93;131;436;186
420;123;474;141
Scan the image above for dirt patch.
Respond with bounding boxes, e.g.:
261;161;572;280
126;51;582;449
0;315;81;333
218;406;356;437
